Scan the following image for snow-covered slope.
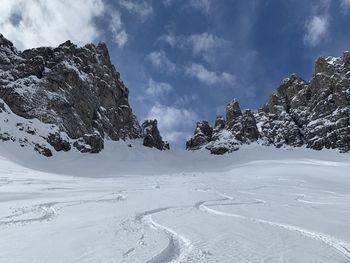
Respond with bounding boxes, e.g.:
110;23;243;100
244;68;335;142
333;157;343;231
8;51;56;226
0;98;72;156
1;143;350;262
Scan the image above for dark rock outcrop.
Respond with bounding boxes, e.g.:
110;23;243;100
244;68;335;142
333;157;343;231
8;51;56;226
73;133;104;153
0;34;167;155
142;120;169;150
47;133;71;152
34;144;53;157
214;116;225;132
186;121;213;151
226;100;259;143
187;53;350;154
187;101;259;154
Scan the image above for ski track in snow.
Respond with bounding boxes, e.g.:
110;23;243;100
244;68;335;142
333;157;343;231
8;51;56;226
136;207;204;263
294;194;344;205
0;194;126;227
1;143;350;262
0;202;58;226
196;189;350;261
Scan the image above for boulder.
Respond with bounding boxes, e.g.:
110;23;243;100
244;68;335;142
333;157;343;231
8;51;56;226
73;133;104;153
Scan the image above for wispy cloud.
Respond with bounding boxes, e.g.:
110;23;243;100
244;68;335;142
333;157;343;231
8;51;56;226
163;0;212;13
303;15;329;47
160;32;227;62
187;33;227;61
187;0;211;13
303;0;332;47
145;79;173;98
118;0;153;20
303;0;350;47
174;94;198;107
340;0;350;12
109;11;128;47
146;50;176;73
185;63;235;86
160;32;178;47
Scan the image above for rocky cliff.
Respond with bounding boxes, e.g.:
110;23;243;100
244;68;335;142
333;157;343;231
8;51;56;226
0;34;168;156
187;52;350;154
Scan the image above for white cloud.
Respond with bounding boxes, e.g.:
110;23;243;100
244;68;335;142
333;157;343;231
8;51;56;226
159;32;178;47
161;131;192;145
109;11;128;47
188;33;226;55
0;0;105;50
147;104;197;131
185;63;236;86
303;15;329;47
145;79;173;98
146;51;176;72
118;0;153;20
146;104;198;144
174;94;198;106
187;33;226;61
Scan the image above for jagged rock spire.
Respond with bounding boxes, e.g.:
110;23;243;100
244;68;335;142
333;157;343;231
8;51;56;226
142;120;169;151
187;52;350;154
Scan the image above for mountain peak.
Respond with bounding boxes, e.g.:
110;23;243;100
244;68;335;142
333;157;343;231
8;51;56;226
0;34;169;156
0;33;13;47
187;51;350;154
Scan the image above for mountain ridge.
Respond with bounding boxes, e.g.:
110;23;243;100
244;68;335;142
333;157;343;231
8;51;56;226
187;53;350;154
0;34;169;156
1;33;349;156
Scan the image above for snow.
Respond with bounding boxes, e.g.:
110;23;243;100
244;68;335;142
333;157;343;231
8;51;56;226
205;129;240;153
0;98;70;153
61;60;90;81
326;56;341;66
0;141;350;262
7;75;41;97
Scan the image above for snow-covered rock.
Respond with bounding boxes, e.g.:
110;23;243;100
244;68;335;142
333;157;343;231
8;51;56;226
0;34;168;156
187;53;350;154
142;120;169;150
186;121;213;151
187;100;259;154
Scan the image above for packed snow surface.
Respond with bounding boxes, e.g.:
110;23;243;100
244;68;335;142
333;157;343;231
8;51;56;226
1;141;350;263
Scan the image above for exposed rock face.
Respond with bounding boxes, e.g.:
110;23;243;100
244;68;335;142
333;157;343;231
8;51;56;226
142;120;169;150
0;34;167;155
226;100;259;143
47;133;71;152
186;121;213;151
187;101;259;154
73;133;104;153
258;74;306;148
226;99;242;126
214;116;225;131
187;53;350;154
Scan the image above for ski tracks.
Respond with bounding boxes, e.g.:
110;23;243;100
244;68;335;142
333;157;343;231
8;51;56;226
0;193;126;227
196;188;350;261
136;207;205;263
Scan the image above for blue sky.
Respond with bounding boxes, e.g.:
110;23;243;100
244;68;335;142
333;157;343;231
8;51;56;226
1;0;350;148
